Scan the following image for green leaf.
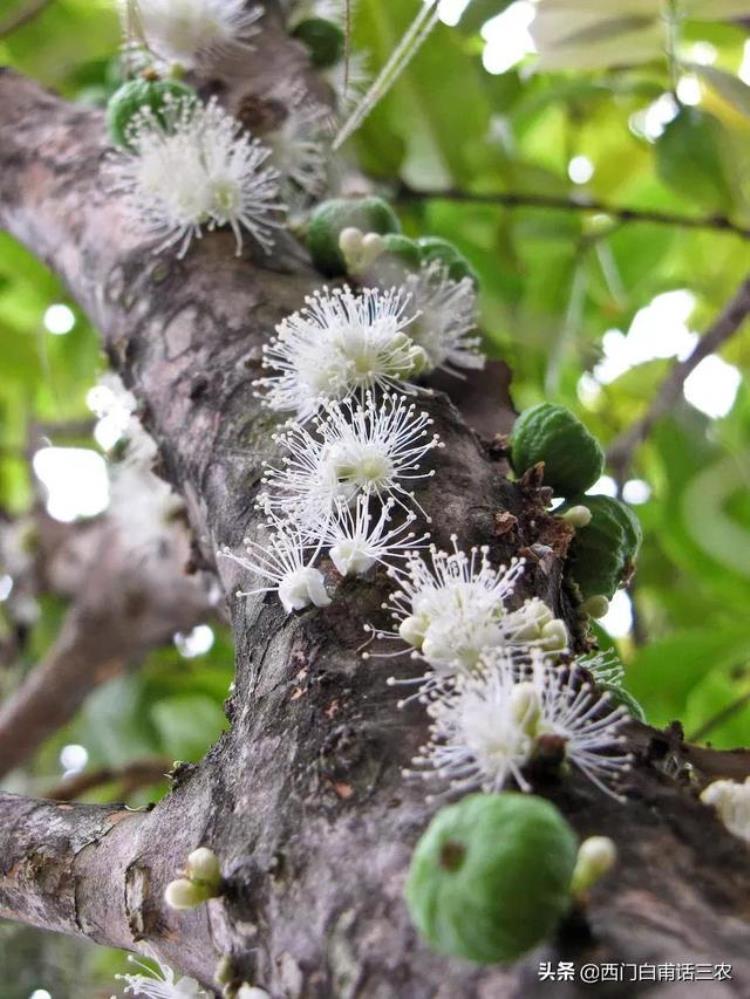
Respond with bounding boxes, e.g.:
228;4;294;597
150;695;227;761
690;63;750;121
655;108;736;212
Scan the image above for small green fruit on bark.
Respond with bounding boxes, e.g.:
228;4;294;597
511;403;604;497
106;77;195;150
405;792;578;964
291;18;345;68
562;495;642;600
416;236;478;285
307;197;401;276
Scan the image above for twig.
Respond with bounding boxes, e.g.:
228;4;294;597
397;185;750;241
689;689;750;743
607;273;750;477
0;0;53;38
44;757;172;801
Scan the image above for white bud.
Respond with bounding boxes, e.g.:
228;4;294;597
562;504;592;528
510;681;541;733
338;226;364;262
164;877;204;910
571;836;617;895
539;618;568;652
237;987;271;999
186;846;221;888
398;615;426;649
511;597;554;641
581;594;610;619
360;231;386;267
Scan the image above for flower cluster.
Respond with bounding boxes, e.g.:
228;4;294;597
256;285;426;419
224;353;439;611
119;0;263;71
407;647;632;800
114;95;285;258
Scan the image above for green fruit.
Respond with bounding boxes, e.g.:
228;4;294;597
405;793;578;964
371;233;422;283
562;495;642;600
307;197;401;276
106;77;195;149
292;18;345;68
511;403;604;497
416;236;478;285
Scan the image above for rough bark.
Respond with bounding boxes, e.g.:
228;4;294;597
1;15;750;997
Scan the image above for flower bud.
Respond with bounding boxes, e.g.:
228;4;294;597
399;615;426;649
571;836;617;896
562;504;592;528
539;618;568;652
338;226;364;269
581;594;610;619
187;847;221;889
164;877;206;910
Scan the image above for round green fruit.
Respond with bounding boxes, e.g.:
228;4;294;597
416;236;478;285
307;197;401;276
405;792;578;964
106;77;195;149
292;18;345;68
511;403;604;497
370;233;421;282
562;495;642;600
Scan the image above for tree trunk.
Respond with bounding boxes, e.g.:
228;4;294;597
2;11;750;996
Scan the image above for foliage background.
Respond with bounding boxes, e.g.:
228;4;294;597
0;0;749;994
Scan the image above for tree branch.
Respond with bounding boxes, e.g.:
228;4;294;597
607;274;750;477
0;516;213;778
397;185;750;240
2;58;750;995
43;756;172;801
0;0;53;39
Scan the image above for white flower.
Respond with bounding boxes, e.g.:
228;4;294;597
120;0;263;69
115;96;285;258
256;286;426;419
372;538;528;678
321;48;370;119
115;951;206;998
409;656;538;794
220;521;331;614
321;495;428;576
701;777;750;844
260;392;442;522
408;648;631;800
87;374;185;553
266;84;330;207
398;262;484;375
525;653;632;798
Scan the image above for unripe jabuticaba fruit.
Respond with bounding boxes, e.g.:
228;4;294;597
511;403;604;496
405;793;578;964
417;236;478;285
562;495;642;600
292;18;345;68
307;196;401;276
106;77;196;150
370;233;422;283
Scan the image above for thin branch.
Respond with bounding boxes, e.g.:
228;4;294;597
44;756;172;801
0;0;53;39
607;273;750;476
397;185;750;241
